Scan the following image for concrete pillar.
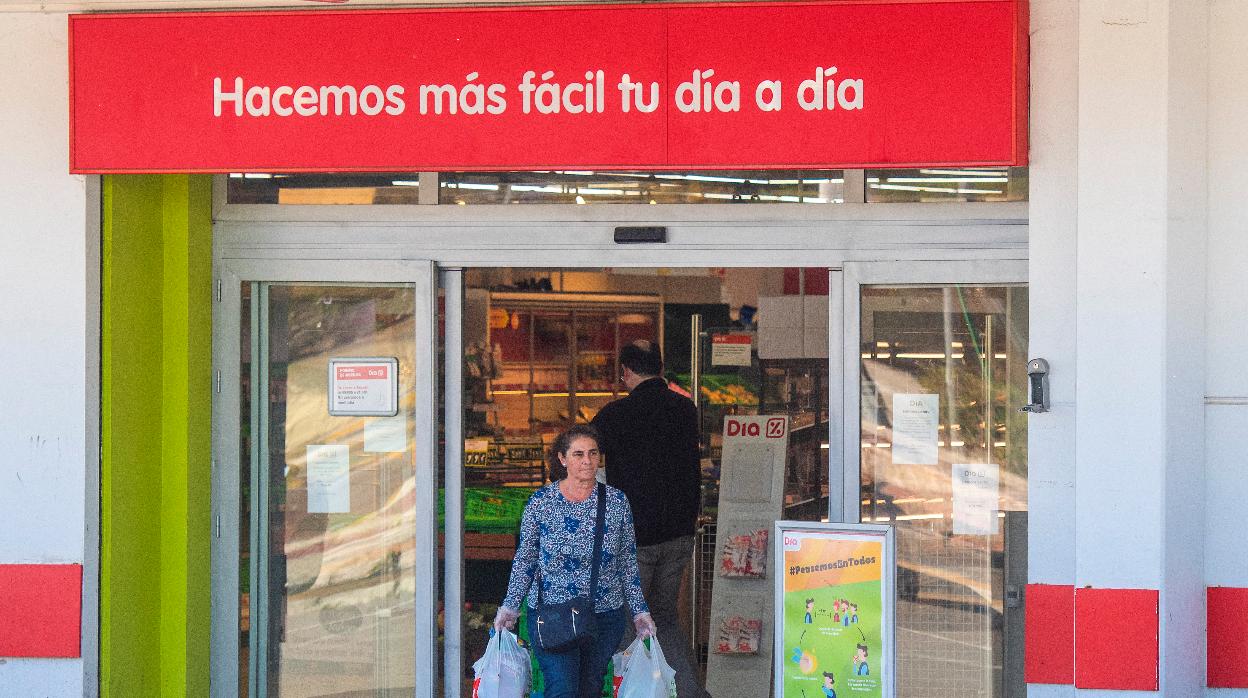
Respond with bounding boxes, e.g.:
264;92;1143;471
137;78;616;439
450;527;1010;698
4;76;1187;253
1028;0;1208;694
1073;0;1206;695
1204;1;1248;693
1025;3;1081;694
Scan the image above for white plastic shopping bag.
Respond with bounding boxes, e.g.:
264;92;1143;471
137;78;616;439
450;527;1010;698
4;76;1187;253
611;637;641;697
472;629;531;698
616;636;677;698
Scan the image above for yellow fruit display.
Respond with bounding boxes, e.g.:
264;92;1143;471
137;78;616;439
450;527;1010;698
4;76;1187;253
700;383;758;405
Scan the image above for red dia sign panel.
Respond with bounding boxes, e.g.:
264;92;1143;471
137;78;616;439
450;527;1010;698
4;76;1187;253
69;1;1027;173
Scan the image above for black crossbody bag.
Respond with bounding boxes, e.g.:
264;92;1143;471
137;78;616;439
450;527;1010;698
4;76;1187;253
533;482;606;653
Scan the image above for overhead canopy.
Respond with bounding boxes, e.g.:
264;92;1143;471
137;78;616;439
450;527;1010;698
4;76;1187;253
69;0;1028;173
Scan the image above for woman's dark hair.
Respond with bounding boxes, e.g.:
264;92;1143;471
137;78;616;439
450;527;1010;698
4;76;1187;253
546;424;601;481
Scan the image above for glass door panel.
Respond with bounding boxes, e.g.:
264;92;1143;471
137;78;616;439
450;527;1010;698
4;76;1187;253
857;283;1027;698
251;283;419;697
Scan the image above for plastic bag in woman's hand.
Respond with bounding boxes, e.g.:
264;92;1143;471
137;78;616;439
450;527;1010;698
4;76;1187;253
610;637;640;698
616;636;677;698
472;629;531;698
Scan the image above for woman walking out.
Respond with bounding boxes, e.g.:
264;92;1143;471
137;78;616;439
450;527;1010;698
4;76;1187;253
494;424;656;697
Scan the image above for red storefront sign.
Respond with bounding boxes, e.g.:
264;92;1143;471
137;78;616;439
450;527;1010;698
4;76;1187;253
69;1;1027;173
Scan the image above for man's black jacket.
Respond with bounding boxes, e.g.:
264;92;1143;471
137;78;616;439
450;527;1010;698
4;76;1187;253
591;377;701;547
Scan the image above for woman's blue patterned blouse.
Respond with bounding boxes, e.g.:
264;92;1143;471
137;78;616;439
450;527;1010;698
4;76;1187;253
502;482;649;616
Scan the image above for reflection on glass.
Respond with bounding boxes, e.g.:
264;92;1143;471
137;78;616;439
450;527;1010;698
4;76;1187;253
227;173;421;205
866;167;1028;203
441;170;845;204
859;285;1028;698
226;171;847;205
251;284;418;696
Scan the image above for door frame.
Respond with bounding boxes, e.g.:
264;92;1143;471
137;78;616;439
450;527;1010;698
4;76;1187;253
210;258;439;698
211;219;1027;697
839;258;1029;697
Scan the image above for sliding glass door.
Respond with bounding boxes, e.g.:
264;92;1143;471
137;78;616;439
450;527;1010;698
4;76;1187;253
212;260;439;698
843;261;1029;698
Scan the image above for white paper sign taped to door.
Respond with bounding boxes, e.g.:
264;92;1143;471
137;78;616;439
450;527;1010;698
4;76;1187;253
364;412;408;453
891;393;939;464
307;444;350;513
952;463;999;535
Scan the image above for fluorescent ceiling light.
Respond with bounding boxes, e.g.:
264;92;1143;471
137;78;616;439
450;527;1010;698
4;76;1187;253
870;184;1004;195
920;168;1008;177
655;174;747;183
880;177;1008;184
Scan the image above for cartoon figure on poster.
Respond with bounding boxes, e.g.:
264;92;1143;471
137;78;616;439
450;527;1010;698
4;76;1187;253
821;671;837;698
780;529;887;698
853;643;870;676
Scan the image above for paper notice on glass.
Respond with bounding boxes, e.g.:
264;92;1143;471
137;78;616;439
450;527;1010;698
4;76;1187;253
952;463;1000;535
364;413;407;453
307;444;350;513
891;393;939;464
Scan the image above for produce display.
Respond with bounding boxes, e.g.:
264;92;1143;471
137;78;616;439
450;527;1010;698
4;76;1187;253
439;487;535;533
700;383;758;406
673;373;759;406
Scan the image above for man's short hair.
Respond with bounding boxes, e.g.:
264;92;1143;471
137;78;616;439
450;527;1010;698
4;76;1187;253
620;339;663;376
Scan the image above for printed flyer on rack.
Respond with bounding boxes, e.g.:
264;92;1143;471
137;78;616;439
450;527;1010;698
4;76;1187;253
776;523;893;698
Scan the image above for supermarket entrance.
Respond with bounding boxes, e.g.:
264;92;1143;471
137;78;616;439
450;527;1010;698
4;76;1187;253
446;262;1031;698
453;267;833;696
209;233;1030;698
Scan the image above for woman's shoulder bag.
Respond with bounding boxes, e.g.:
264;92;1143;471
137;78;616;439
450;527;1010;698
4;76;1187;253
533;482;607;653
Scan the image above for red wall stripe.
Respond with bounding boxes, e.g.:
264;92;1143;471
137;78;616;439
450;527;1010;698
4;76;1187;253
1026;584;1248;689
1024;584;1074;684
0;564;82;658
1074;587;1159;691
1208;587;1248;688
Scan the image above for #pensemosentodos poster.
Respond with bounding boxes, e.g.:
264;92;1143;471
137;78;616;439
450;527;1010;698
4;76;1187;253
775;523;895;698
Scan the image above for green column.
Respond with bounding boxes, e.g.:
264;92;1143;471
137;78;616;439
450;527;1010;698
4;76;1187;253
100;174;213;697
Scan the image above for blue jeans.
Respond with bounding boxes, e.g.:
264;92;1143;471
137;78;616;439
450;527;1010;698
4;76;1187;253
529;605;627;698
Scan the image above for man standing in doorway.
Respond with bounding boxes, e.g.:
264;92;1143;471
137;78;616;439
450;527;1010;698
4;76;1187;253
593;340;710;698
